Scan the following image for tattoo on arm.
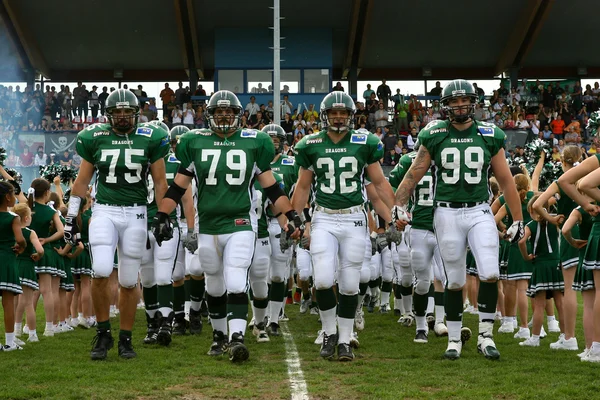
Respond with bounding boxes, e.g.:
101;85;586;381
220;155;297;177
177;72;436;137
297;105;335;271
394;147;430;206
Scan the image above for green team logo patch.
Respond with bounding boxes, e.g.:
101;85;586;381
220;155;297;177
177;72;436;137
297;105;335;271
136;127;152;136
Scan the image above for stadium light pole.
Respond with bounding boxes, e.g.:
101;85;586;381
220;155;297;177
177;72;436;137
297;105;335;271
271;0;281;124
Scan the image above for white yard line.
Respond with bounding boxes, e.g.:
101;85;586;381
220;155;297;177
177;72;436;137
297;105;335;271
280;322;310;400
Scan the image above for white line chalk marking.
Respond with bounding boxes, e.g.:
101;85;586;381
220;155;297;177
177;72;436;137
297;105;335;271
281;323;310;400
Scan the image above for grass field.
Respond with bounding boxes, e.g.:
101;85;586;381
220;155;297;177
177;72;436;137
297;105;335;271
0;298;598;400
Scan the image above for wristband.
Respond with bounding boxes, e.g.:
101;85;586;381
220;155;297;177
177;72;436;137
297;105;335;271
67;195;82;218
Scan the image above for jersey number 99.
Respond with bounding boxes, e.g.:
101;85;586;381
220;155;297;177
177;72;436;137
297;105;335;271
440;146;484;185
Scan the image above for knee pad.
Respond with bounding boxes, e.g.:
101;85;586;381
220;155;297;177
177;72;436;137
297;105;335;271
188;251;202;276
249;251;269;298
296;248;312;281
204;273;226;297
89;217;118;278
400;264;414;287
380;248;394;282
360;263;371;284
445;265;467;290
415;279;431;296
225;267;248;294
139;261;155;288
172;243;185;282
269;257;288;283
118;262;139;288
154;233;178;286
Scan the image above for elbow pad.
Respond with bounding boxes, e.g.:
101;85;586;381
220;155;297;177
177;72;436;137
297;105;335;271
164;182;187;204
264;182;287;205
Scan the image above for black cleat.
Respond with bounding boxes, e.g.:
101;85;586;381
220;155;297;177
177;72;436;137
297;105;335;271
426;313;435;331
90;329;114;361
394;308;402;317
228;332;249;363
156;312;173;347
118;335;137;359
320;333;338;360
143;313;158;344
189;308;203;335
200;300;209;318
208;330;227;356
414;329;429;344
367;298;377;313
267;322;281;337
337;343;354;361
172;314;188;336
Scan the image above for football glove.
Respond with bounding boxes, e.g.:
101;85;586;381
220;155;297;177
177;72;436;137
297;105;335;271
151;212;173;247
280;228;294;253
63;216;80;246
392;205;411;224
505;220;524;244
300;234;310;250
285;210;304;241
385;224;403;246
370;236;377;256
183;231;198;253
376;233;389;252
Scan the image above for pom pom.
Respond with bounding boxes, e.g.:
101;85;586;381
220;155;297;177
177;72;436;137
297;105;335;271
59;167;78;184
63;188;71;205
587;111;600;137
0;147;7;166
4;168;22;184
39;164;61;182
524;139;551;162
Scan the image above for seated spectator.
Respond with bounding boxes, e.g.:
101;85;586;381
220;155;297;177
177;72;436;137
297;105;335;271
551;115;566;138
409;114;421;131
485;105;496;122
374;127;383;139
492;114;504;128
19;146;33;166
474;103;485;120
5;149;18;167
303;104;318;121
281;113;293;135
59;150;73;167
407;127;418;150
408;95;423;118
239;116;249;129
34;146;47;166
552;146;561;161
48;152;59;165
431;100;443;119
395;139;404;155
384;149;400;166
557;139;565;153
588;143;597;155
565;118;581;136
514;114;529;129
250;111;266;129
72;149;82;170
564;129;581;145
540;124;553;140
293;114;306;129
194;105;205;128
138;112;149;123
382;126;397;154
142;103;153;122
148;99;158;120
423;108;435;126
530;116;540;136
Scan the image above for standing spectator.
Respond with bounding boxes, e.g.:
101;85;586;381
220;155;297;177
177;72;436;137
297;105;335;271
428;81;442;97
266;100;275;122
543;85;556;110
194;105;205;128
355;102;368;127
77;84;89;118
367;93;378;129
423;107;436;126
34;146;47;166
160;83;174;116
409;114;421;131
245;96;260;117
19;146;33;166
148;99;158;120
550;114;566;139
89;86;99;119
141;103;153;122
5;149;18;167
382;126;397;155
303;104;318;121
98;86;109;116
332;82;344;92
431;99;443;119
72;82;83;116
166;95;177;124
530;115;541;137
175;82;186;106
281;95;293;116
374;103;389;130
363;84;374;102
408;94;423;119
171;105;183;125
281;113;293;142
59;150;72;167
182;102;195;128
293;121;305;143
134;85;147;100
194;84;207;97
376;79;392;108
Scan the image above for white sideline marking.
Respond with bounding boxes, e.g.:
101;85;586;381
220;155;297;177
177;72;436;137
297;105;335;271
280;323;310;400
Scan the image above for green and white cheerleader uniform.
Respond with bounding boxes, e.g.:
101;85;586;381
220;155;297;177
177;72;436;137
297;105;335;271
497;196;511;280
0;211;22;294
526;220;564;296
72;208;93;276
17;227;38;290
504;191;534;280
30;202;62;277
555;182;579;269
56;216;74;291
573;206;594;291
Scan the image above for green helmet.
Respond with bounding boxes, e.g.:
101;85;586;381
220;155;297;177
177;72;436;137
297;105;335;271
261;124;286;152
440;79;478;124
149;120;170;133
206;90;243;133
105;89;140;133
320;91;356;133
169;125;190;144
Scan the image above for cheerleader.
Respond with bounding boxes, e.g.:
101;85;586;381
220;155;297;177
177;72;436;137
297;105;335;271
518;194;564;347
563;206;593;356
0;181;26;350
532;145;582;350
13;203;44;343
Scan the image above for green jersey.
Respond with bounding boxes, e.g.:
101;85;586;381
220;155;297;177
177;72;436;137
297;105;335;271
418;120;505;204
271;155;298;197
0;211;17;250
17;228;35;260
76;123;170;206
295;130;384;209
389;152;434;231
29;202;56;239
147;153;180;229
254;172;283;239
176;128;275;235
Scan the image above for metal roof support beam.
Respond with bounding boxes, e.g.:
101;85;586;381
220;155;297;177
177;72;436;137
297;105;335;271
174;0;204;91
342;0;372;87
494;0;554;76
2;0;50;78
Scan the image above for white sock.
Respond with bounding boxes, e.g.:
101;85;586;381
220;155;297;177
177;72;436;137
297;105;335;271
426;296;435;314
479;312;495;322
380;291;390;306
371;287;380;302
447;321;462;342
416;316;427;331
158;307;173;317
184;301;191;315
252;303;267;324
320;307;337;336
14;323;22;332
210;317;227;337
145;309;157;318
269;301;283;325
190;301;202;312
5;332;15;346
402;294;413;314
228;318;247;341
28;329;37;337
547;315;556;323
78;312;83;319
393;296;401;310
282;297;287;314
435;305;445;324
591;341;600;351
45;322;53;331
357;294;365;311
338;317;353;344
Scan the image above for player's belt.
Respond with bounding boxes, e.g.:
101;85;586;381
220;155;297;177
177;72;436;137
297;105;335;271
435;201;486;209
314;204;364;214
96;202;143;207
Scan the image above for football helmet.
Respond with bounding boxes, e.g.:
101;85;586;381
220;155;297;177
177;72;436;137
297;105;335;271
149;120;170;133
261;124;286;153
169;125;190;144
105;89;140;133
440;79;478;124
320;92;356;133
206;90;242;134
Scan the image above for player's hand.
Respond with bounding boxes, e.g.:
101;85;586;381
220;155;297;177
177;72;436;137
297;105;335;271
183;231;198;253
279;228;294;253
284;210;303;241
370;236;377;256
64;216;80;246
301;228;310;250
376;233;388;252
385;224;403;246
151;212;173;247
392;205;411;230
505;220;524;244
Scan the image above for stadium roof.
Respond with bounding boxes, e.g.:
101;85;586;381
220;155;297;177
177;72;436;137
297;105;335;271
0;0;597;83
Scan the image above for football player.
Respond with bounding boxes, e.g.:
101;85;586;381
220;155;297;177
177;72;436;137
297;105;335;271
65;89;170;360
292;91;398;361
389;140;448;343
152;90;301;363
393;79;524;360
140;125;196;346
